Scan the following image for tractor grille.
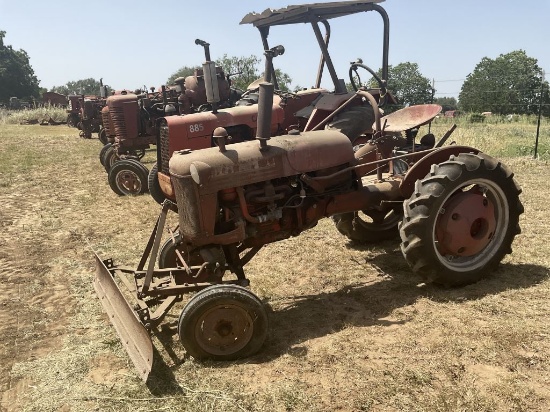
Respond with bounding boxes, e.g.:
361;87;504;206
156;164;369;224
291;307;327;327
111;105;129;140
101;107;112;136
160;123;170;174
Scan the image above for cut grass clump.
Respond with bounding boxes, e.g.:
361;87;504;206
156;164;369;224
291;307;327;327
0;106;67;125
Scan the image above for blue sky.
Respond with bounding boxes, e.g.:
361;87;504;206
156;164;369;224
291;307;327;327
1;0;548;99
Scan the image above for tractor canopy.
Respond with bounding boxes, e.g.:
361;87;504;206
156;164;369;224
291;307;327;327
240;0;389;94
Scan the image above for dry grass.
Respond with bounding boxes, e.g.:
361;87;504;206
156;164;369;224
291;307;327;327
0;107;67;125
0;121;549;411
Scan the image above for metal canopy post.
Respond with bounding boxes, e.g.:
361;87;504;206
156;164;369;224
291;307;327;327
311;20;345;93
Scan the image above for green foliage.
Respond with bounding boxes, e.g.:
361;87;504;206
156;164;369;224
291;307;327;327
0;106;67;125
50;78;106;96
274;68;292;92
388;62;434;106
459;50;549;115
368;62;433;107
216;54;262;91
469;113;485;123
0;30;40;103
167;55;292;92
166;66;199;86
435;96;458;112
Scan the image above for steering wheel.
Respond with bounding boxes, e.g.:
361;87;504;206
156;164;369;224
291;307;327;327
349;62;387;106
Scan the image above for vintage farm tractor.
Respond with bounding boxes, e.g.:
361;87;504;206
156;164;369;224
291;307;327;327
149;2;399;206
66;80;110;138
149;1;406;203
94;0;523;381
66;95;81;128
101;39;242;197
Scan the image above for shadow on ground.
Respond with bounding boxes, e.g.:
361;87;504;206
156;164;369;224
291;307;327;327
148;238;548;380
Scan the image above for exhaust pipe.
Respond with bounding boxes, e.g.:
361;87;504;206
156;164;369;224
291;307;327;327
256;45;285;151
196;39;221;114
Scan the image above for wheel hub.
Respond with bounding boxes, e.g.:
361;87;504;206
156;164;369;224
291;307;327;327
436;191;496;257
116;170;142;193
196;305;253;355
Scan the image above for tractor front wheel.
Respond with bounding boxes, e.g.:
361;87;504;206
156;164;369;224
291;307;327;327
107;159;149;196
99;143;112;167
148;163;166;205
101;145;118;172
399;153;523;286
98;128;108;145
178;285;268;361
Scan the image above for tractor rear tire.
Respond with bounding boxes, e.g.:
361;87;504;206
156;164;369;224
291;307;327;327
178;285;268;361
325;105;375;144
399;152;523;286
148;163;166;205
107;159;149;196
333;208;401;243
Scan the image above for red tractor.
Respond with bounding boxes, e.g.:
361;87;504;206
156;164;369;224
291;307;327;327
67;80;109;138
101;39;243;197
93;0;523;381
149;5;398;205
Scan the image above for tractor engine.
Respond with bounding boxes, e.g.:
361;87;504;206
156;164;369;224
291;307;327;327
169;129;356;249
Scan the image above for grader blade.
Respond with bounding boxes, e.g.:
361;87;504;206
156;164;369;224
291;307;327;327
93;252;153;382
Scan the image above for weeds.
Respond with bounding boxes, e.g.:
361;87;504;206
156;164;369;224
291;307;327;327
0;121;549;411
0;106;67;125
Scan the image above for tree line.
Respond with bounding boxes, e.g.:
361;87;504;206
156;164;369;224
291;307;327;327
1;27;548;116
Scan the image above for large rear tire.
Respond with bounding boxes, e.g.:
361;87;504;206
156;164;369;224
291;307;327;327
333;207;401;242
178;285;268;361
325;105;375;144
399;153;523;286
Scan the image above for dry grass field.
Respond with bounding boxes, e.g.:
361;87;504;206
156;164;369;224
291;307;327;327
0;118;549;411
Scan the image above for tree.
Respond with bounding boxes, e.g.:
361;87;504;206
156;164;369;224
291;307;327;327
435;97;458;112
50;78;107;96
364;62;433;109
167;55;292;92
166;66;200;86
216;54;262;91
459;50;549;115
0;30;40;102
386;62;433;107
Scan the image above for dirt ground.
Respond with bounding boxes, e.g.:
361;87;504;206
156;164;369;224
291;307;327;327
0;124;549;411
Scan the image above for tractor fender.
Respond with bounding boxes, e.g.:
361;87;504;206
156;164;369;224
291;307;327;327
400;145;480;198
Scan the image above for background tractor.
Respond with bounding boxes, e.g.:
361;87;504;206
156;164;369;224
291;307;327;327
93;0;523;381
101;39;243;197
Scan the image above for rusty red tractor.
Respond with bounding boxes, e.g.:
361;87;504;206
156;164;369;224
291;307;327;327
149;17;396;206
101;39;242;197
66;95;81;128
94;0;523;381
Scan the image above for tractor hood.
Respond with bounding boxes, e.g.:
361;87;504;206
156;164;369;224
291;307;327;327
169;129;354;195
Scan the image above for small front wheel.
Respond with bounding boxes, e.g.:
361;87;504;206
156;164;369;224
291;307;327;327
101;145;118;172
178;285;268;361
148;163;166;205
107;159;149;196
98;127;108;145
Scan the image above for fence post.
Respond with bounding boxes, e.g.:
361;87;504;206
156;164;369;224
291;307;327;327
534;70;545;159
